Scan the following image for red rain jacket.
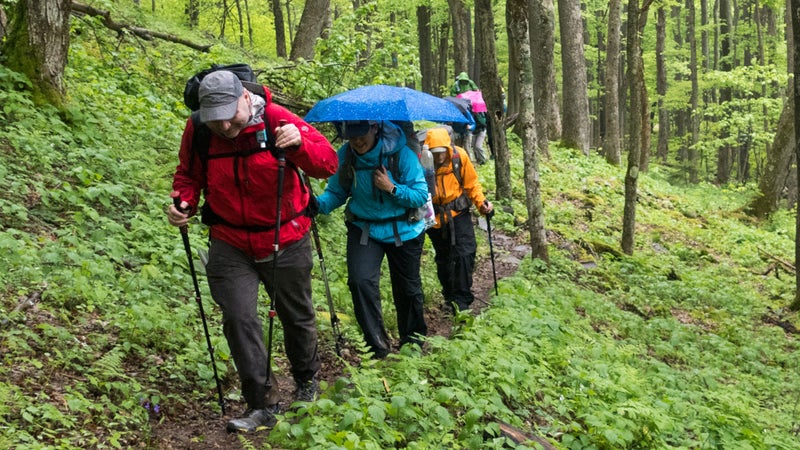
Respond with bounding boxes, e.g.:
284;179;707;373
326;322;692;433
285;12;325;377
172;85;337;259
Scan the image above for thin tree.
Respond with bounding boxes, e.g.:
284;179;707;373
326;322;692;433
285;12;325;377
688;0;699;183
2;0;71;106
271;0;287;58
507;0;548;261
622;0;648;255
475;0;510;200
186;0;199;28
530;0;559;157
716;0;734;184
448;0;470;76
418;3;435;94
604;0;623;165
791;0;800;311
655;6;668;163
558;0;591;155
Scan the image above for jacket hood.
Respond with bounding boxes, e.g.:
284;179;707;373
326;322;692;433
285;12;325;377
455;72;471;81
423;127;454;158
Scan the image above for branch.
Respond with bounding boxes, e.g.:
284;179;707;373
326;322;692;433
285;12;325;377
70;2;212;52
757;247;795;274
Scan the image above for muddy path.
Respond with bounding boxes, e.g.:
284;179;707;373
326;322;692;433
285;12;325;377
149;221;530;449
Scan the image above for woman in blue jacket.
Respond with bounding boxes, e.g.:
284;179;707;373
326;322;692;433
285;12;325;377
317;120;428;358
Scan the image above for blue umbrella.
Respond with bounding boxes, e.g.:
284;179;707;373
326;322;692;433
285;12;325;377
305;84;473;125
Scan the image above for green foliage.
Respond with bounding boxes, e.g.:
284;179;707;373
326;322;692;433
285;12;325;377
1;1;799;449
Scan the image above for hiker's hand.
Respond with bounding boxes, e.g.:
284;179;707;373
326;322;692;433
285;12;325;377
167;203;190;227
479;200;493;216
373;166;394;194
274;122;301;149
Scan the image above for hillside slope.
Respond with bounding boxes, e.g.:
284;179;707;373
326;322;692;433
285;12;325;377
1;10;800;450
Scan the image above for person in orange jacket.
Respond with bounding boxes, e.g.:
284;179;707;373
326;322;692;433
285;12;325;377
422;127;493;313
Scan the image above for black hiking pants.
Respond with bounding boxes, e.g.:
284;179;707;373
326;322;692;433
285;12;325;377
206;235;320;410
426;211;477;312
345;222;427;358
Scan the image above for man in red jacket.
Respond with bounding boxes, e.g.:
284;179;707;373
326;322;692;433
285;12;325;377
166;71;337;433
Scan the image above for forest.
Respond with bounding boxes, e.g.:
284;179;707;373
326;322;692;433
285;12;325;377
1;0;799;448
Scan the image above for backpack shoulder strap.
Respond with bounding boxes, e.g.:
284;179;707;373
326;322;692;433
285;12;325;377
451;148;464;188
189;112;211;174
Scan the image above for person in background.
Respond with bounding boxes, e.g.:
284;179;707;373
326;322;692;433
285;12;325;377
423;127;493;313
316;120;429;359
166;70;337;433
449;72;488;165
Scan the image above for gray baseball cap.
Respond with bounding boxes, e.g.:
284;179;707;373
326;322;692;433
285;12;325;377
198;71;243;123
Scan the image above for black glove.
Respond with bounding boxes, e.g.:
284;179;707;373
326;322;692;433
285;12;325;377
305;195;319;218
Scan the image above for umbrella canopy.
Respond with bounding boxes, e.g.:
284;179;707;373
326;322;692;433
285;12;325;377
456;90;488;113
305;84;473;124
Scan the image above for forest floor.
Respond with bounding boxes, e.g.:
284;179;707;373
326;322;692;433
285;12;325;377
148;220;531;449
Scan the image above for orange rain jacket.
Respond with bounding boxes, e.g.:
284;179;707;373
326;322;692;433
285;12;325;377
423;127;487;229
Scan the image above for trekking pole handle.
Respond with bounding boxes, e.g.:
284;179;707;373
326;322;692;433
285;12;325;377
170;191;190;230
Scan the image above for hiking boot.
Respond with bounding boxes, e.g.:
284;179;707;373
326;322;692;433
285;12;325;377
226;408;277;433
293;378;319;403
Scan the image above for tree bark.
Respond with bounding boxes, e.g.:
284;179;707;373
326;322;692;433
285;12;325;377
622;0;644;255
603;0;622;165
688;0;700;183
791;0;800;311
655;6;669;163
418;4;435;94
271;0;287;58
475;0;511;200
716;0;734;184
289;0;330;60
448;0;470;76
530;0;558;156
507;0;548;262
3;0;71;106
558;0;591;155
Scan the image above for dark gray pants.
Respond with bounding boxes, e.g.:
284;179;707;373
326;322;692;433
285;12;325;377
206;235;320;409
346;222;427;358
426;211;477;311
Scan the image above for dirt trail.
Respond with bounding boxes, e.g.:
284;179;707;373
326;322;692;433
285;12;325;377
149;222;529;449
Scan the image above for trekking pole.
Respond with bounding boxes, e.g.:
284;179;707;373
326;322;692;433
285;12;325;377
264;136;287;392
302;173;344;356
171;191;226;415
484;202;498;296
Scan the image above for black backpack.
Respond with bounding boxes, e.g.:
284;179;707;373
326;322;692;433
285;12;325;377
182;64;304;231
183;63;259;111
182;63;277;170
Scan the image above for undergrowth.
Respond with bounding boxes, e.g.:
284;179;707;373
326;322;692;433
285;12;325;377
1;8;799;450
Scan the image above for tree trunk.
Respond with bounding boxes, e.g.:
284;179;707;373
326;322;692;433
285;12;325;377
558;0;590;155
448;0;470;76
688;0;700;183
290;0;329;60
622;0;644;256
791;0;800;311
716;0;733;184
603;0;622;165
637;14;651;172
747;97;795;217
186;0;199;28
655;6;669;163
507;0;548;262
418;5;435;94
530;0;558;157
475;0;511;200
233;0;244;47
2;0;71;106
271;0;286;58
